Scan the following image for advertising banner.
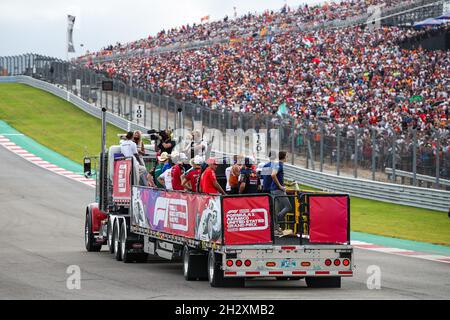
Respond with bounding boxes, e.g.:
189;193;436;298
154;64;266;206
132;187;222;243
223;196;272;245
309;196;349;244
113;160;132;201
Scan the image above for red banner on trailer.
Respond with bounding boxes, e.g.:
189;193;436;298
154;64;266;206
309;196;349;244
223;196;272;245
113;159;132;201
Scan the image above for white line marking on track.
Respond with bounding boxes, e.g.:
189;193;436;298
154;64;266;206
0;135;96;189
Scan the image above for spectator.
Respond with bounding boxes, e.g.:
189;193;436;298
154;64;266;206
239;157;260;194
262;152;277;193
171;152;187;191
133;130;146;156
160;152;173;174
158;130;176;154
182;155;203;192
271;151;292;235
158;164;173;190
152;153;167;189
228;155;242;195
199;158;226;195
120;131;148;186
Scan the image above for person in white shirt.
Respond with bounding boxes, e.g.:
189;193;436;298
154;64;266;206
120;132;148;186
225;166;232;193
158;167;173;190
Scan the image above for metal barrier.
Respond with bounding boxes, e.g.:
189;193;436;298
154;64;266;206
1;75;449;212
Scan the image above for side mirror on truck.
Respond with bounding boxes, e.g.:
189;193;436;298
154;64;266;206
84;157;92;178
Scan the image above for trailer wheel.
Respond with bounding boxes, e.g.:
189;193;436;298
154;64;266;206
120;223;133;263
208;250;224;287
113;221;122;261
107;218;114;254
208;251;244;288
183;246;207;281
306;277;341;288
85;211;102;252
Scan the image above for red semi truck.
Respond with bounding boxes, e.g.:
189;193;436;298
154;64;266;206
84;109;354;288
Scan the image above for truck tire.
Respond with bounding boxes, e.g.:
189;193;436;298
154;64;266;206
113;221;122;261
85;211;102;252
183;246;207;281
119;223;147;263
120;223;133;263
107;218;114;254
306;277;341;288
208;250;244;288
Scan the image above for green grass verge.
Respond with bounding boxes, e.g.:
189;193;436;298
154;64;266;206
351;198;449;246
0;83;125;163
1;83;449;246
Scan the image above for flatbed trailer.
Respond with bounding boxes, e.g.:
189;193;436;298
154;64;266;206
85;155;354;288
83;108;354;288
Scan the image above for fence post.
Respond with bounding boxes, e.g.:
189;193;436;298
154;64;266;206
435;130;440;189
165;97;169;129
320;122;324;173
174;99;177;130
372;126;376;181
291;121;295;166
129;84;133;122
392;129;397;183
413;128;417;187
150;94;154;128
306;122;315;171
105;88;109;111
158;95;162;130
143;92;147;127
354;126;358;179
336;124;341;176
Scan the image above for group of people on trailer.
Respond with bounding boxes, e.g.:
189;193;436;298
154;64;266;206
119;129;292;236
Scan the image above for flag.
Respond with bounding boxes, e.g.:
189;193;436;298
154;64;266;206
201;15;210;23
302;37;314;48
67;15;76;53
409;95;423;103
277;102;288;117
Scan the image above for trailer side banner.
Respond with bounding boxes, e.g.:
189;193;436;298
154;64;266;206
132;187;222;243
222;196;272;245
113;159;132;201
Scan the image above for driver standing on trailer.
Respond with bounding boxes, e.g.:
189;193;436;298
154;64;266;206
199;158;226;195
239;157;260;194
270;151;292;236
120;131;148;186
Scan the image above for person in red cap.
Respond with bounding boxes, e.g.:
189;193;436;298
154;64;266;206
199;158;226;195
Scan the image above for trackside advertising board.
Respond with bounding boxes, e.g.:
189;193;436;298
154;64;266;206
222;196;272;245
113;159;132;201
132;187;222;243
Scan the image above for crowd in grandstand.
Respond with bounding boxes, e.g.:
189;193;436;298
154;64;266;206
84;1;449;175
79;0;412;59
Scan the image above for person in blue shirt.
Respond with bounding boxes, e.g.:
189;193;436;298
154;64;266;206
161;153;173;174
270;151;292;236
262;152;276;193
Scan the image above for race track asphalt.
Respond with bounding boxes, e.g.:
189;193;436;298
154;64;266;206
0;146;449;300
